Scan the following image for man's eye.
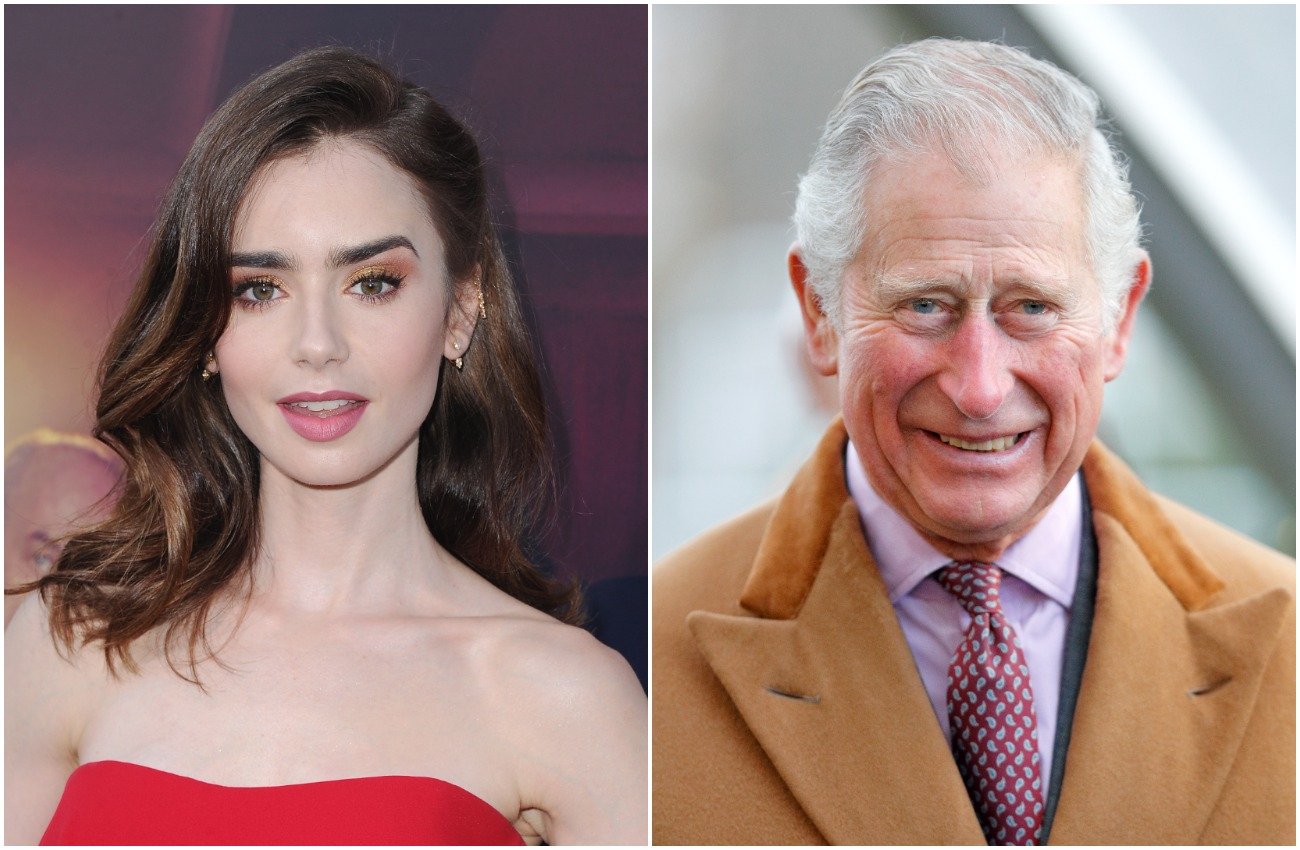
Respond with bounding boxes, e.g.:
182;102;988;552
910;298;940;314
1021;300;1048;315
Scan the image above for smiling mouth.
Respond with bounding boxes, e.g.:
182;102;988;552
283;399;364;417
931;431;1027;452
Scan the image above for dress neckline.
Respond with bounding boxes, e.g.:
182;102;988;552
73;759;513;819
46;759;526;845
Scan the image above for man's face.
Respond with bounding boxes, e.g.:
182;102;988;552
807;150;1144;559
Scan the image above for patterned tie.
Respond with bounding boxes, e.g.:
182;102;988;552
935;561;1044;846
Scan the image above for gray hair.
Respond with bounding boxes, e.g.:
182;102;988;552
793;38;1143;333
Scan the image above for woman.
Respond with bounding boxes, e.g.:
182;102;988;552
5;47;646;845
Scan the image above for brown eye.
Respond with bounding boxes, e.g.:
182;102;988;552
348;273;402;300
233;279;284;305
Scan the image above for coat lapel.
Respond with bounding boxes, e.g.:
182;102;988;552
688;422;985;844
1048;443;1292;843
688;424;1287;844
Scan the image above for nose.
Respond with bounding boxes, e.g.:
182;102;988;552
935;311;1014;420
291;294;349;369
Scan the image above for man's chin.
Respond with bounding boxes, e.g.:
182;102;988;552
906;495;1046;559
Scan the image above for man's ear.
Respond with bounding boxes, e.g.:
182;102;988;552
1103;251;1151;382
789;245;840;376
443;267;482;361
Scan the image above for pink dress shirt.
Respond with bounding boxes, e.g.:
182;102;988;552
844;441;1081;793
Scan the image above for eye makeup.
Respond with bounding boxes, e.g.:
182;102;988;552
228;263;409;310
231;276;284;310
346;264;407;304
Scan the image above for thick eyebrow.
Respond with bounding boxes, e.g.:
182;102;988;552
328;235;419;268
229;235;418;271
230;249;296;270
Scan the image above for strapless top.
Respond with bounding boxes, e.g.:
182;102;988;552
41;760;524;846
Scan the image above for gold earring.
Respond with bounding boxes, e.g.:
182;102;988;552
201;367;212;382
477;287;487;319
454;356;464;371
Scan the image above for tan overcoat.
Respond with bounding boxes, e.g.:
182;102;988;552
653;420;1295;844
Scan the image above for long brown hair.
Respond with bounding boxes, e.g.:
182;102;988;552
14;46;581;679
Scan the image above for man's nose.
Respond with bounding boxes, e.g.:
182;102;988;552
292;295;349;369
935;312;1014;421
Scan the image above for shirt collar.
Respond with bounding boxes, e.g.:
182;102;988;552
844;439;1081;608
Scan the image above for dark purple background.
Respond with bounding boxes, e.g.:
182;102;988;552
4;5;647;681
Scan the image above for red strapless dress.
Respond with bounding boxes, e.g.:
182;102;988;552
41;760;524;845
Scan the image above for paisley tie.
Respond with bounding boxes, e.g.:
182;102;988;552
935;561;1044;846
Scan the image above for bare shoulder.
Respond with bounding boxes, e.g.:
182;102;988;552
5;593;111;844
476;608;643;709
438;562;640;703
5;592;108;719
467;606;646;844
422;563;645;841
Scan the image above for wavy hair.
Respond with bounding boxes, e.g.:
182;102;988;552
13;46;581;679
794;38;1144;333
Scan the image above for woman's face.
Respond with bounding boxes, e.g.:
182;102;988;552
214;138;473;488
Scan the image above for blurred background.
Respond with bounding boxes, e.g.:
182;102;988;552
4;5;647;682
653;4;1296;560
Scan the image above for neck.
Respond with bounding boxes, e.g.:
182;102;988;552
918;529;1020;564
248;438;453;616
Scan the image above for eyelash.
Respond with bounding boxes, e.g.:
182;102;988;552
231;277;282;311
229;269;407;311
349;269;405;303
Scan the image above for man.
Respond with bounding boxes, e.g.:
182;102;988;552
653;40;1294;845
5;429;121;626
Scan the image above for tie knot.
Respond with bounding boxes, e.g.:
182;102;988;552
935;561;1003;616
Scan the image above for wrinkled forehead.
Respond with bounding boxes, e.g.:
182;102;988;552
858;147;1090;267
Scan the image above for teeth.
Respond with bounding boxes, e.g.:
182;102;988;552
290;399;356;413
938;433;1019;452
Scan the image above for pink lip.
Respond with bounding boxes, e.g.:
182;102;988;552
277;391;368;404
276;391;369;442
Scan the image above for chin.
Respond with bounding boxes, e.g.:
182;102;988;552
285;464;375;489
252;426;421;490
912;489;1040;545
259;450;391;489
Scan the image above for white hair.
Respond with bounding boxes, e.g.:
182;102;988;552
793;39;1143;333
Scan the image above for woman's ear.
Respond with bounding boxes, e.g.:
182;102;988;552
443;266;483;361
